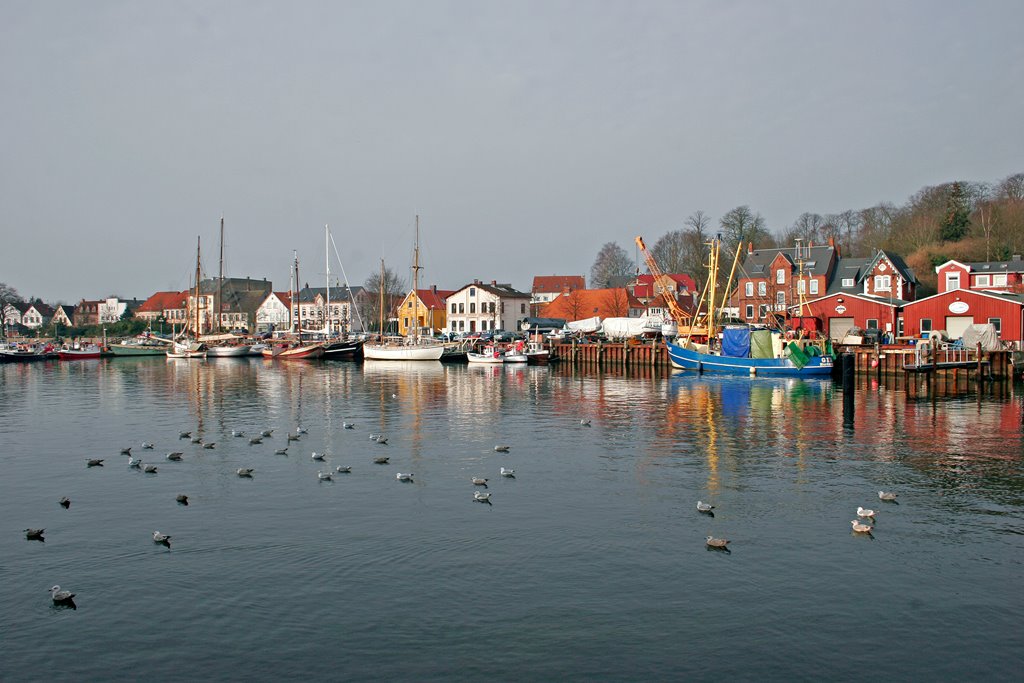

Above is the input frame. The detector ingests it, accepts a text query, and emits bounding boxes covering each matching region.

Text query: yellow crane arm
[635,236,691,324]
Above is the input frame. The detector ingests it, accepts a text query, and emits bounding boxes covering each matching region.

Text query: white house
[255,292,292,333]
[20,303,54,329]
[446,280,531,335]
[98,297,127,324]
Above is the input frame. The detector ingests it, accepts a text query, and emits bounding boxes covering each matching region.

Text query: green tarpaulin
[787,342,810,369]
[750,330,774,358]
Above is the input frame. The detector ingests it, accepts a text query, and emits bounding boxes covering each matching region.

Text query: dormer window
[776,269,785,284]
[842,278,854,287]
[946,273,961,291]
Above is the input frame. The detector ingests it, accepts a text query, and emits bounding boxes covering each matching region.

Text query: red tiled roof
[539,288,644,320]
[416,289,455,310]
[137,291,188,313]
[633,273,696,297]
[273,292,291,308]
[532,275,585,294]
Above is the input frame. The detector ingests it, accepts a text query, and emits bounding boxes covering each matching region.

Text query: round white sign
[948,301,969,314]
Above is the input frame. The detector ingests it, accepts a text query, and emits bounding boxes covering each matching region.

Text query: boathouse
[900,289,1024,346]
[794,292,908,341]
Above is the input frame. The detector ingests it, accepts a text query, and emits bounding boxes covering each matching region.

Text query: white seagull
[473,490,492,503]
[471,477,489,487]
[343,422,355,430]
[697,501,715,513]
[318,471,333,481]
[128,457,143,468]
[311,451,327,461]
[494,445,510,453]
[274,447,288,455]
[49,585,76,605]
[500,467,515,477]
[335,465,352,473]
[141,442,155,449]
[396,472,414,482]
[857,506,876,518]
[878,491,898,501]
[580,419,591,427]
[143,464,158,473]
[231,430,245,437]
[236,467,254,477]
[373,456,389,465]
[705,536,730,548]
[152,530,171,546]
[851,520,873,533]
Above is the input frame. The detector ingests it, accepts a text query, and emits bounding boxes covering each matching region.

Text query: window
[946,273,961,291]
[866,319,878,329]
[481,320,488,331]
[745,304,754,319]
[874,275,891,291]
[921,318,932,332]
[459,320,464,331]
[776,291,785,307]
[842,278,855,287]
[976,274,990,287]
[797,280,806,294]
[994,274,1007,286]
[989,317,1002,333]
[408,301,413,308]
[469,288,476,297]
[758,304,769,318]
[459,303,464,314]
[776,268,785,284]
[521,303,526,314]
[403,317,409,328]
[809,280,819,295]
[500,302,505,313]
[490,302,496,314]
[757,282,766,296]
[470,303,476,314]
[745,282,753,297]
[451,303,456,314]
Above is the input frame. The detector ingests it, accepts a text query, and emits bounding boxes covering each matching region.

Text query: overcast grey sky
[2,1,1022,302]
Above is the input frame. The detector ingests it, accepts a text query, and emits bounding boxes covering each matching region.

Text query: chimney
[491,280,497,286]
[431,284,437,294]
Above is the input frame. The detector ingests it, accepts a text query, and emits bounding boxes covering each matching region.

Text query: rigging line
[328,230,366,332]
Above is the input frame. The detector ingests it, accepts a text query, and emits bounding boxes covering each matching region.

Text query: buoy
[749,366,757,376]
[871,358,879,368]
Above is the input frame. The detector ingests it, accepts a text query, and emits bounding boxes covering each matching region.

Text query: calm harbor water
[2,358,1022,681]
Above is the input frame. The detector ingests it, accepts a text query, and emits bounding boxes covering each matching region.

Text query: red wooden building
[793,292,905,341]
[900,289,1024,346]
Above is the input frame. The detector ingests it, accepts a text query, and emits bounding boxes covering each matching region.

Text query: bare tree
[362,266,407,334]
[590,242,634,289]
[602,288,629,317]
[0,283,24,335]
[996,173,1024,202]
[650,230,688,274]
[682,210,712,292]
[563,289,586,321]
[720,206,772,250]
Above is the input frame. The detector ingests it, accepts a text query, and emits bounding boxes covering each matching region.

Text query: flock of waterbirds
[30,415,902,608]
[30,419,537,609]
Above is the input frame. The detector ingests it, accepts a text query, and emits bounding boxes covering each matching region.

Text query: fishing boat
[635,235,836,378]
[58,343,103,359]
[261,341,324,360]
[364,216,444,362]
[108,335,170,356]
[467,345,506,364]
[0,342,56,362]
[167,342,207,359]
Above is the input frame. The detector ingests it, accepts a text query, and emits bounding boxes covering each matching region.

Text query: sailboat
[168,236,208,359]
[363,216,444,361]
[261,251,324,360]
[320,224,364,360]
[204,217,252,357]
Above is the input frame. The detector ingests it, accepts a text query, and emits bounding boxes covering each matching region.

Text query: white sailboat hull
[206,345,252,357]
[363,344,444,361]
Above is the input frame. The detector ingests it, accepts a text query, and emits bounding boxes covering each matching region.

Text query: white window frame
[776,291,785,306]
[988,317,1001,333]
[809,280,819,295]
[921,318,932,332]
[946,272,961,291]
[866,319,878,330]
[975,274,991,287]
[757,282,766,296]
[745,282,753,297]
[842,278,854,287]
[797,280,806,294]
[993,273,1007,286]
[745,304,753,319]
[776,268,785,284]
[874,275,891,291]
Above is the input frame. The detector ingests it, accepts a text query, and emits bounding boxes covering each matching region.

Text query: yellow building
[397,287,453,336]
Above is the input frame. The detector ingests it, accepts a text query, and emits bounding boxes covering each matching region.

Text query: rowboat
[58,344,103,360]
[261,341,325,360]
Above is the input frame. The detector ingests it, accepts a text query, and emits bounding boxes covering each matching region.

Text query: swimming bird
[311,451,327,461]
[129,457,142,468]
[166,452,183,461]
[179,431,191,439]
[232,430,245,437]
[296,425,308,434]
[274,447,288,455]
[86,459,104,467]
[120,447,132,455]
[373,456,389,465]
[697,501,715,514]
[494,445,510,453]
[878,491,898,502]
[260,429,274,437]
[376,436,389,445]
[369,433,382,441]
[851,520,874,533]
[580,419,591,427]
[343,422,355,430]
[500,467,515,477]
[144,464,158,473]
[141,442,155,449]
[58,496,70,509]
[190,436,202,444]
[176,494,189,505]
[335,465,352,473]
[396,472,414,482]
[203,442,216,449]
[49,585,76,605]
[25,528,45,540]
[471,477,488,487]
[318,471,333,481]
[392,394,397,399]
[705,536,730,549]
[152,530,171,546]
[287,433,301,441]
[473,491,492,504]
[249,436,263,445]
[857,506,876,518]
[236,468,254,477]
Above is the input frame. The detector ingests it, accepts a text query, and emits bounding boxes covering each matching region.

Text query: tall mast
[411,215,421,342]
[325,224,330,336]
[379,258,385,338]
[217,216,224,333]
[195,235,202,337]
[293,251,300,335]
